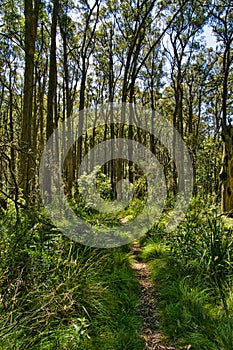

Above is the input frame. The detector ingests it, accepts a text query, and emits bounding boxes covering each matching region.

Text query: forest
[0,0,233,349]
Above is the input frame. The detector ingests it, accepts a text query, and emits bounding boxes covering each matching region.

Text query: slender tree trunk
[47,0,59,140]
[220,125,233,214]
[77,61,86,178]
[220,44,233,215]
[9,70,15,175]
[20,0,40,199]
[45,0,59,200]
[60,18,75,197]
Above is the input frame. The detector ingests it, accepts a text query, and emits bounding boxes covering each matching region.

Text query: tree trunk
[220,125,233,215]
[45,0,59,200]
[220,38,233,215]
[47,0,59,140]
[20,0,40,199]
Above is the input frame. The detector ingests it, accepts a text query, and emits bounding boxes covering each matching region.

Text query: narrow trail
[131,242,176,350]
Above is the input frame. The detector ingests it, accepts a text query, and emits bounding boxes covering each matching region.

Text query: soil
[131,242,176,350]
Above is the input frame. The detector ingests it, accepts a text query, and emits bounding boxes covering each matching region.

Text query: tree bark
[220,125,233,215]
[45,0,59,200]
[20,0,41,199]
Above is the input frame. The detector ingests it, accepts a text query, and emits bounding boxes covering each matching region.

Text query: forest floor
[131,242,176,350]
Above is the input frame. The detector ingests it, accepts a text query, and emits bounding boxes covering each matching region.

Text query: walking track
[132,242,176,350]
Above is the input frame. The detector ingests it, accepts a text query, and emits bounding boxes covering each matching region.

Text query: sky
[204,25,217,49]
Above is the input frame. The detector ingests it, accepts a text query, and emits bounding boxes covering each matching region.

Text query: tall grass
[0,208,143,349]
[141,198,233,349]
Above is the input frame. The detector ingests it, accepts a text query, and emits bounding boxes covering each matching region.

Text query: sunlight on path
[132,242,176,350]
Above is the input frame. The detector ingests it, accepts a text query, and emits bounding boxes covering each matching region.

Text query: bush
[0,209,143,349]
[140,198,233,349]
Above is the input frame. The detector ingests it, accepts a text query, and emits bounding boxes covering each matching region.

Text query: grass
[2,194,232,349]
[0,209,144,350]
[140,204,233,349]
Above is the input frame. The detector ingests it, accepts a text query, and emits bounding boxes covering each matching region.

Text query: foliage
[0,0,233,348]
[195,137,222,198]
[0,209,143,350]
[72,167,146,228]
[140,198,233,349]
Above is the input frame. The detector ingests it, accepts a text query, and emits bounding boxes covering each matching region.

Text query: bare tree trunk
[60,13,75,197]
[210,3,233,214]
[76,0,100,186]
[220,125,233,214]
[20,0,41,200]
[47,0,59,140]
[220,41,233,215]
[220,57,233,214]
[45,0,59,200]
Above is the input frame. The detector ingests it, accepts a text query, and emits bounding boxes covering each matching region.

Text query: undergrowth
[0,207,144,350]
[140,198,233,350]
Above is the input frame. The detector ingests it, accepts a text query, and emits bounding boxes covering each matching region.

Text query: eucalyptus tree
[0,0,24,208]
[34,7,50,156]
[92,19,122,191]
[209,0,233,214]
[164,0,207,193]
[59,2,79,120]
[58,1,80,195]
[76,0,101,162]
[165,0,207,135]
[182,48,220,195]
[41,0,59,199]
[46,0,59,141]
[20,0,41,200]
[108,0,188,193]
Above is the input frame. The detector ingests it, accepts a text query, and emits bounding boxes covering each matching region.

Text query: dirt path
[131,242,176,350]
